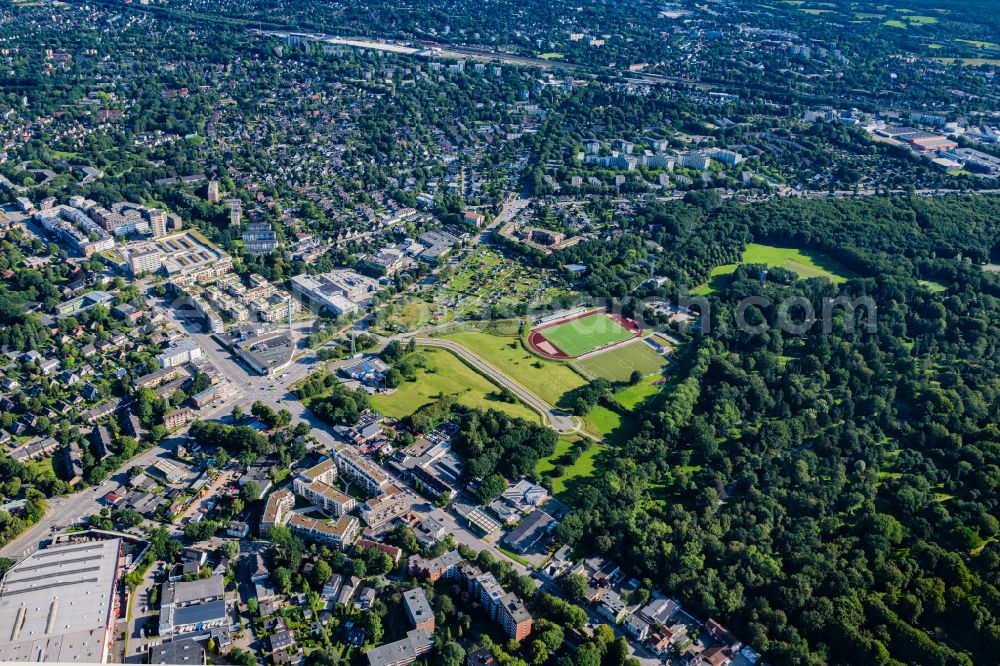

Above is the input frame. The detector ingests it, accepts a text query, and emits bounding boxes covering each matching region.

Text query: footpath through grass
[369,347,541,423]
[441,326,586,406]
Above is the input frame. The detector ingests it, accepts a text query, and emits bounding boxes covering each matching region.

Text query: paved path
[413,336,581,434]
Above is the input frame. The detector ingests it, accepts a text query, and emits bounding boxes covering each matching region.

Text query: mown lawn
[575,340,666,382]
[692,243,854,294]
[540,312,633,357]
[613,376,662,410]
[370,347,540,423]
[534,438,607,495]
[24,455,55,478]
[441,328,586,406]
[919,279,947,293]
[585,405,622,437]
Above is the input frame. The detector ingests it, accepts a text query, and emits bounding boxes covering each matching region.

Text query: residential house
[336,575,360,606]
[692,646,733,666]
[355,587,376,612]
[322,574,343,601]
[596,589,627,624]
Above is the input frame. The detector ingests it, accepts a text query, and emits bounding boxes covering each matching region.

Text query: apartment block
[333,448,390,495]
[288,513,360,551]
[260,488,294,533]
[293,458,357,516]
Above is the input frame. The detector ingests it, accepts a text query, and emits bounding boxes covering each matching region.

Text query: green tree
[364,612,383,644]
[222,540,240,560]
[314,560,333,586]
[352,559,367,579]
[560,573,589,602]
[273,567,292,594]
[438,641,465,666]
[229,649,256,666]
[240,480,261,502]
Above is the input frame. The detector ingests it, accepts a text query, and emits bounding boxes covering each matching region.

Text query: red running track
[527,309,642,360]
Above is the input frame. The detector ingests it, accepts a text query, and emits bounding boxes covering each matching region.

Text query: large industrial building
[291,269,380,316]
[235,330,295,377]
[0,539,123,662]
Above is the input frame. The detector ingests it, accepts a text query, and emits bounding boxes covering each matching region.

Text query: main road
[3,196,575,559]
[0,443,168,559]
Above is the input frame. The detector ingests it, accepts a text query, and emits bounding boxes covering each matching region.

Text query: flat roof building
[403,588,435,633]
[261,489,295,533]
[366,628,433,666]
[288,514,360,551]
[0,538,122,662]
[159,338,204,369]
[159,575,227,636]
[291,269,380,315]
[236,331,295,377]
[149,637,206,664]
[501,509,554,554]
[333,448,390,494]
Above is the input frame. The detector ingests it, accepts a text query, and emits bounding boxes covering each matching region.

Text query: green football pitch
[539,313,634,357]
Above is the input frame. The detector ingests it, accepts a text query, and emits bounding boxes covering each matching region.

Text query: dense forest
[547,194,1000,664]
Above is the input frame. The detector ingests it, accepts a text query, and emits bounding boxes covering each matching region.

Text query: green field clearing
[919,279,947,293]
[884,15,937,28]
[691,263,740,295]
[369,347,540,423]
[539,313,634,357]
[584,405,622,438]
[692,243,853,294]
[933,57,1000,67]
[957,39,1000,49]
[574,340,666,382]
[389,299,437,330]
[614,376,662,410]
[538,53,565,60]
[534,439,607,495]
[441,327,586,406]
[24,456,55,478]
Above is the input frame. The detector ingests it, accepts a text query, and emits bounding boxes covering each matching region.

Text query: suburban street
[3,217,590,562]
[0,444,167,559]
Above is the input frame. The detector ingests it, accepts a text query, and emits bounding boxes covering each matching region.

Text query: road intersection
[1,197,590,560]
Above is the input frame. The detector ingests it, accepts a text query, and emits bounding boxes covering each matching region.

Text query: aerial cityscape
[0,1,998,665]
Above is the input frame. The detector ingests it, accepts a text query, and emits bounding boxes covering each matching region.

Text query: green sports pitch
[537,312,636,357]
